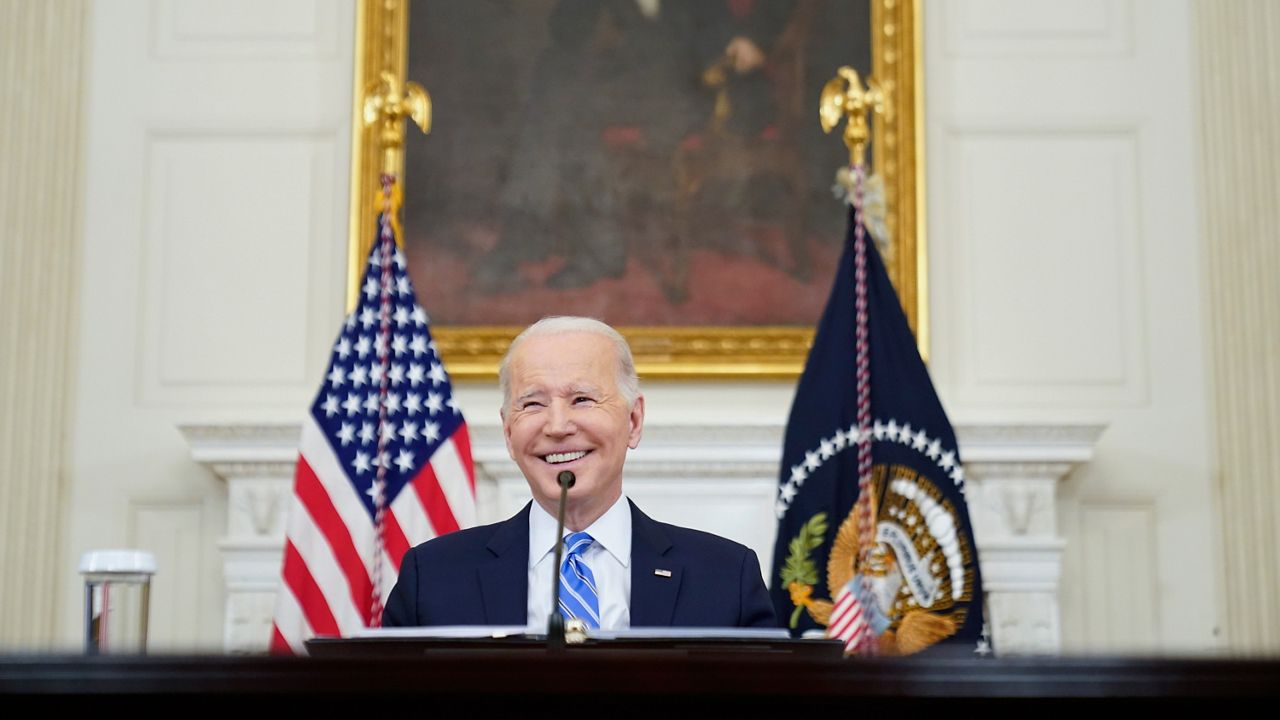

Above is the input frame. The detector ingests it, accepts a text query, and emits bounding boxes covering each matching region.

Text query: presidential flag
[270,178,476,654]
[771,167,986,656]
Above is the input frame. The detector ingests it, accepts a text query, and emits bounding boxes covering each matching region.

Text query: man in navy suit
[383,316,776,629]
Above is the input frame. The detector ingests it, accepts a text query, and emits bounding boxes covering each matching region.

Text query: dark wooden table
[3,641,1277,713]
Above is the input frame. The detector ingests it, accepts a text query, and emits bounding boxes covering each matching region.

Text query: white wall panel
[138,133,338,404]
[925,0,1218,651]
[946,129,1145,406]
[153,0,340,59]
[943,0,1133,56]
[131,502,208,650]
[1075,501,1158,650]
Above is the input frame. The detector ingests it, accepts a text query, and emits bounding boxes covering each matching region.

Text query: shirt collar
[529,494,632,570]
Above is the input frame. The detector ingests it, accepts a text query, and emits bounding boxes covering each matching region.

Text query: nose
[542,399,576,437]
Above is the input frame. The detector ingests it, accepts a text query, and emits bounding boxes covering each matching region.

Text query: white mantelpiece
[183,424,297,653]
[955,424,1104,655]
[180,422,1103,654]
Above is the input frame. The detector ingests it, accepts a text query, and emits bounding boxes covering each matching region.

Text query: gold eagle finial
[362,70,432,175]
[818,66,891,167]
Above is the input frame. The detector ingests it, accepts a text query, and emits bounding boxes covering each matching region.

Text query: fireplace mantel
[181,421,1103,654]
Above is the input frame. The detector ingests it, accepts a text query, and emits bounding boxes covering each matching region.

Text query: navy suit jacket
[383,500,777,629]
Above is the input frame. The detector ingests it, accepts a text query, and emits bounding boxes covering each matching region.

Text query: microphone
[547,470,575,651]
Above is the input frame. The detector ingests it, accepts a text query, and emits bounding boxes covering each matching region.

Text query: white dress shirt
[527,494,632,631]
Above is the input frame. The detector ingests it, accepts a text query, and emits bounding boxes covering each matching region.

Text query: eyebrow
[514,385,601,404]
[514,389,546,404]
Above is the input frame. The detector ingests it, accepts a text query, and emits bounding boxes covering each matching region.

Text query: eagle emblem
[781,463,977,655]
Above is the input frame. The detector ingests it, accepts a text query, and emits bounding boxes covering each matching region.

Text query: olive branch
[779,512,828,628]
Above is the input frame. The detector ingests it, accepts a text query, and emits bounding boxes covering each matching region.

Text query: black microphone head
[557,470,576,489]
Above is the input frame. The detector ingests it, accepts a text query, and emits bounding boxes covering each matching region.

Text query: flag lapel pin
[654,569,672,578]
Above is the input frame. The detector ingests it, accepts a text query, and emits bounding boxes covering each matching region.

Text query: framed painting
[349,0,923,377]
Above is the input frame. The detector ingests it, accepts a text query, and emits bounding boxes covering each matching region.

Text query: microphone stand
[547,470,576,651]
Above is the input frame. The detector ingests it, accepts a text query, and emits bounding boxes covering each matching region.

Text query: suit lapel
[477,504,531,625]
[628,500,682,627]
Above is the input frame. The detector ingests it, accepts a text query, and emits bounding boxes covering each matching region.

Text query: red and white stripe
[828,584,879,656]
[269,414,475,655]
[828,585,869,653]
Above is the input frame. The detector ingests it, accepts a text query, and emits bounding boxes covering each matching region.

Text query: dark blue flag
[771,206,986,656]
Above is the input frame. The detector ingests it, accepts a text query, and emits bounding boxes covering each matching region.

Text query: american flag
[270,179,475,654]
[828,582,876,654]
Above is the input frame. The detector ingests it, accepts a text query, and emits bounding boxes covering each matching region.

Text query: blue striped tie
[558,531,601,629]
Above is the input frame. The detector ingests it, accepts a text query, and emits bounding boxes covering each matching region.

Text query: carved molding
[967,477,1061,540]
[211,462,295,479]
[181,423,300,463]
[956,424,1105,463]
[987,591,1062,655]
[966,462,1075,479]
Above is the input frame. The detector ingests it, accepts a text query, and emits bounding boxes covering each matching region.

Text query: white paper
[350,625,793,641]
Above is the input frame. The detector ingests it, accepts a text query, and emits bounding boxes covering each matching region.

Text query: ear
[627,394,645,449]
[501,407,516,459]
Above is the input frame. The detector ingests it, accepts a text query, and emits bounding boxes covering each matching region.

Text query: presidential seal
[781,463,978,655]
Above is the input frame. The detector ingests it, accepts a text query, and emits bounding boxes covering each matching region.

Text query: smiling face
[501,331,644,528]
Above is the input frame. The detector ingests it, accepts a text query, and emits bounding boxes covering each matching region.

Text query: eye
[521,400,544,410]
[573,395,595,405]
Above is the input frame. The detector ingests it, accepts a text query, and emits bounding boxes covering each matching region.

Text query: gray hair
[499,316,640,410]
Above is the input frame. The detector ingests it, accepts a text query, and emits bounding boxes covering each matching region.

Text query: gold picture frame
[348,0,924,379]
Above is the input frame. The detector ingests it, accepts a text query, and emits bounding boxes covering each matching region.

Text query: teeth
[544,451,586,464]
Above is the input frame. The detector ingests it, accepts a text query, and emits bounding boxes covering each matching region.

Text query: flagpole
[367,175,396,624]
[355,29,431,623]
[819,66,891,655]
